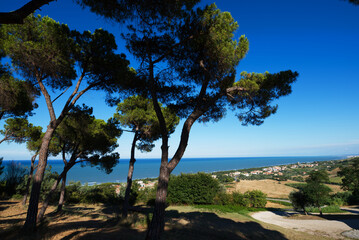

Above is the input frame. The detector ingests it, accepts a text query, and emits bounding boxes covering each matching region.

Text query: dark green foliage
[285,182,307,190]
[291,176,305,182]
[216,174,235,183]
[213,190,266,208]
[231,191,250,206]
[65,182,121,205]
[1,161,27,197]
[1,15,76,90]
[306,169,329,183]
[115,95,179,152]
[289,191,309,212]
[213,192,232,205]
[289,170,332,214]
[244,190,267,208]
[167,173,220,205]
[16,165,60,203]
[0,118,42,144]
[0,71,39,120]
[56,105,121,173]
[338,157,359,204]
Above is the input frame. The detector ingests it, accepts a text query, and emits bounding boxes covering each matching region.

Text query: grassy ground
[0,200,335,240]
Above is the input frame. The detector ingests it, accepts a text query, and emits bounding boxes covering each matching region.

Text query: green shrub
[213,192,231,205]
[244,190,267,208]
[231,191,249,207]
[167,173,220,205]
[134,183,157,206]
[306,205,347,213]
[65,182,121,205]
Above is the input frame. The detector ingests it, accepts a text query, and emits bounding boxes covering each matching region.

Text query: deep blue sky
[1,0,358,160]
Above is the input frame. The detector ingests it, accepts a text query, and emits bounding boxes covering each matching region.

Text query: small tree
[115,95,179,217]
[36,105,121,222]
[290,170,332,216]
[3,161,27,197]
[289,190,309,215]
[338,157,359,204]
[302,182,331,216]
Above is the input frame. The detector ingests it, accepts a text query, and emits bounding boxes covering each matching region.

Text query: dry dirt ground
[0,200,334,240]
[251,210,359,239]
[231,180,343,199]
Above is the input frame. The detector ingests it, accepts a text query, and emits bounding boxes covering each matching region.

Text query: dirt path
[251,211,355,239]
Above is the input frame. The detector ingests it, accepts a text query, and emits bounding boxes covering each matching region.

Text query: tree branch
[52,86,70,103]
[152,35,194,65]
[0,0,56,24]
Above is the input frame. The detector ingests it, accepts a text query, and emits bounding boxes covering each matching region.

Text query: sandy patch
[252,211,353,239]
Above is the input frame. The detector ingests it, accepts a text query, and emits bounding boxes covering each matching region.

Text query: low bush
[244,190,267,208]
[213,190,267,208]
[66,182,121,205]
[167,173,220,205]
[306,205,347,213]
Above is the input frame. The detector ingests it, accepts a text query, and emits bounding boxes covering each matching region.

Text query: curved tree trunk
[122,131,138,218]
[23,126,55,230]
[22,154,37,206]
[146,111,201,240]
[37,163,73,223]
[57,173,67,212]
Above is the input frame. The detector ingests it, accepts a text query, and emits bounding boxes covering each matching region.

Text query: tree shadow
[0,201,18,212]
[163,210,288,240]
[74,209,288,240]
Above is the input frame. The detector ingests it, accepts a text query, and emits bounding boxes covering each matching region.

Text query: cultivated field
[229,179,343,199]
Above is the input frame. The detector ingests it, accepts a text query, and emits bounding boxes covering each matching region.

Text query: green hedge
[167,173,220,205]
[213,190,267,208]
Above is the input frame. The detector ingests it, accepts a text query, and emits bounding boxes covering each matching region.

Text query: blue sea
[2,156,345,184]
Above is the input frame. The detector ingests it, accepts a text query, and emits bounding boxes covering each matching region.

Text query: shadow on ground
[75,210,288,240]
[1,203,288,240]
[0,201,18,212]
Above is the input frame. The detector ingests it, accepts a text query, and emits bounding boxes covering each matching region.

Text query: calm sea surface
[2,156,345,184]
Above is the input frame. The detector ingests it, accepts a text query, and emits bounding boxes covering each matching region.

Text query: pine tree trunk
[22,154,37,206]
[23,127,55,231]
[37,165,71,222]
[145,165,170,240]
[57,173,67,212]
[122,132,138,218]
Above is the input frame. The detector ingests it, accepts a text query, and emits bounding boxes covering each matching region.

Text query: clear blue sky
[1,0,358,160]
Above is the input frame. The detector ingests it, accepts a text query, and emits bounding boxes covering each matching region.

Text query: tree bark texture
[22,154,37,206]
[146,110,202,240]
[23,127,55,231]
[122,131,138,218]
[57,174,66,212]
[145,164,170,240]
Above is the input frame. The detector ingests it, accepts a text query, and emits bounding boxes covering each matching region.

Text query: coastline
[2,155,348,185]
